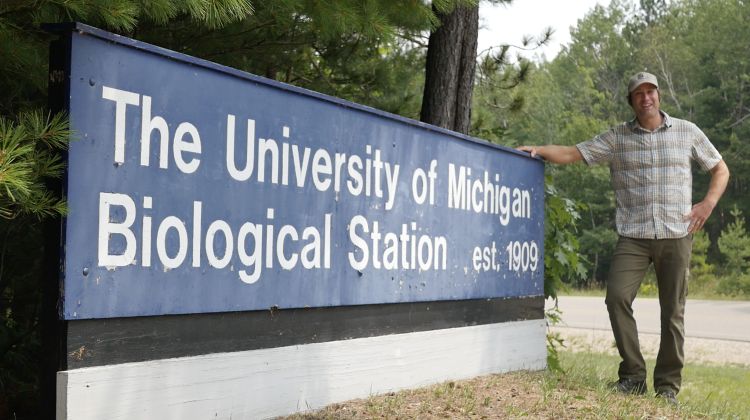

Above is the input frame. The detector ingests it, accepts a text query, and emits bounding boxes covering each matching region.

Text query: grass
[285,350,750,419]
[680,361,750,416]
[560,352,750,418]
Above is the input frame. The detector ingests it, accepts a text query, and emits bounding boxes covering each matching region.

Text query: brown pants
[605,235,692,394]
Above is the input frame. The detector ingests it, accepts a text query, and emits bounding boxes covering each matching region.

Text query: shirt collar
[629,111,672,132]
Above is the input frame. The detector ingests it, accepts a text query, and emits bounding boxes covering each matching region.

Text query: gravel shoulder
[552,326,750,366]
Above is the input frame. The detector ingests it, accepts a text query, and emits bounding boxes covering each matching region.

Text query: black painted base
[66,296,544,368]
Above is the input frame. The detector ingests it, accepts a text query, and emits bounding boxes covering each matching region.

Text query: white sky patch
[478,0,608,61]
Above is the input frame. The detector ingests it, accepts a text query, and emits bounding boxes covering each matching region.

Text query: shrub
[717,274,750,297]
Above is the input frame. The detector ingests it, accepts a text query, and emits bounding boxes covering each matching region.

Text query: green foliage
[563,1,636,114]
[579,225,618,286]
[0,111,69,219]
[717,273,750,297]
[492,0,750,290]
[543,176,586,375]
[3,0,252,32]
[691,230,712,273]
[545,305,566,373]
[0,219,46,418]
[638,280,658,296]
[688,230,717,293]
[470,23,552,145]
[0,111,70,416]
[718,206,750,275]
[543,177,586,299]
[716,206,750,296]
[0,0,254,115]
[132,1,435,117]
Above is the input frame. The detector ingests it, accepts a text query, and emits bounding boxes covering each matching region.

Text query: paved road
[546,296,750,342]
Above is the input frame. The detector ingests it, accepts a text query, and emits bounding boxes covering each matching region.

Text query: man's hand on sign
[515,145,583,165]
[516,145,539,158]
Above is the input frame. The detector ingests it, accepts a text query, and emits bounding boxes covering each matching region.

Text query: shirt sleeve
[690,123,722,171]
[576,129,615,166]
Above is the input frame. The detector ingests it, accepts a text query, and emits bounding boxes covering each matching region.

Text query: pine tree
[420,0,480,134]
[0,2,253,417]
[0,111,69,219]
[0,0,254,113]
[718,205,750,275]
[131,1,437,118]
[717,206,750,296]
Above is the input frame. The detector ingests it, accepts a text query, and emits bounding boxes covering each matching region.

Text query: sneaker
[611,378,647,395]
[656,389,678,405]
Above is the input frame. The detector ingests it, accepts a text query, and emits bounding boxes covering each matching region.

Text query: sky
[478,0,608,61]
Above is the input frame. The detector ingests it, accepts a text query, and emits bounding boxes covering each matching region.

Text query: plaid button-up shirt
[576,112,722,239]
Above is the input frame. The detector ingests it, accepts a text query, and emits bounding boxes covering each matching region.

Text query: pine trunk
[420,4,479,135]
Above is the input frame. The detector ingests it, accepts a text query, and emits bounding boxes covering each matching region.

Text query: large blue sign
[58,24,544,319]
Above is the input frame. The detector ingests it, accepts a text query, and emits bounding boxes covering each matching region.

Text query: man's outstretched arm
[516,145,584,164]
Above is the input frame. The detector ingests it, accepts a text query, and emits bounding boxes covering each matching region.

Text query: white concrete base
[57,319,546,419]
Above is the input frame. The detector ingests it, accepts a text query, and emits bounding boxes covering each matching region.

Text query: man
[518,72,730,404]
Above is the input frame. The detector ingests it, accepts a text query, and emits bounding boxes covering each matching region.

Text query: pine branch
[0,110,69,220]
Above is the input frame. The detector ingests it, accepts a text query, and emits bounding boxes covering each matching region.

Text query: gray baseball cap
[628,72,659,92]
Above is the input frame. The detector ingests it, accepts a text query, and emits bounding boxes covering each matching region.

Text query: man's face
[630,83,660,120]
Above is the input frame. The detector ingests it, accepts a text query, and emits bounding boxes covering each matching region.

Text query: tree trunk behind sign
[420,4,479,135]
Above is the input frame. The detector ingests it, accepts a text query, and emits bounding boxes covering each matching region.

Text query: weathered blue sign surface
[58,24,544,319]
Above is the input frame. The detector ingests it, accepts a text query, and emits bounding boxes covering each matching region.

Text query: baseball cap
[628,72,659,93]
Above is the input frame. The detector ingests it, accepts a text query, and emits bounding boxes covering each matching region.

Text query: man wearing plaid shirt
[518,72,730,405]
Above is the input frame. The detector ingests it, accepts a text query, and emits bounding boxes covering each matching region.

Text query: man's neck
[636,112,664,131]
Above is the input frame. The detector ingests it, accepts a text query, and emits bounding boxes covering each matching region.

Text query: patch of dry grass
[283,368,696,419]
[281,345,750,420]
